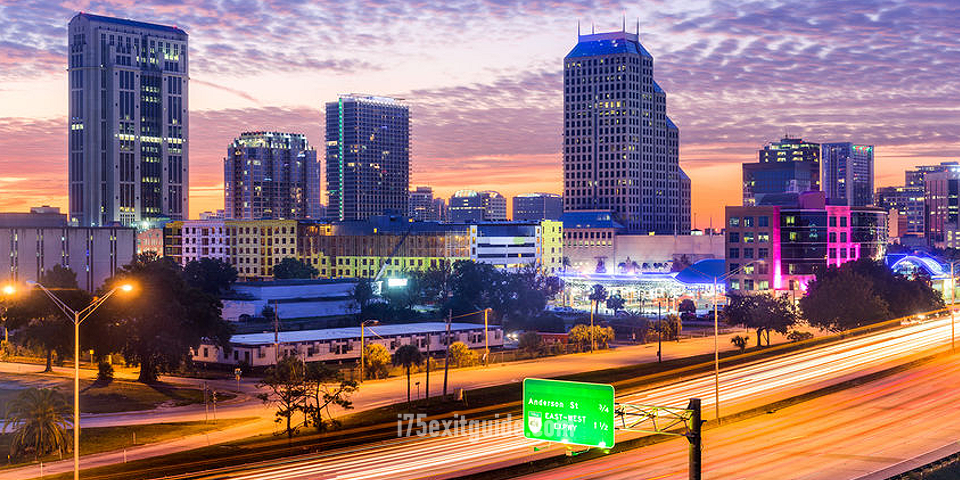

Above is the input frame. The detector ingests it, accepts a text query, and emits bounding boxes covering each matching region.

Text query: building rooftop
[567,31,651,58]
[74,12,187,35]
[231,322,492,346]
[562,211,625,230]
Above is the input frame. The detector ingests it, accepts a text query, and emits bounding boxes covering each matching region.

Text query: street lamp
[1,284,16,343]
[28,280,135,480]
[687,260,761,421]
[359,319,379,382]
[944,261,960,351]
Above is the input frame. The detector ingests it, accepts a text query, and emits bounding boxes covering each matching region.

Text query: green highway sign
[522,378,615,448]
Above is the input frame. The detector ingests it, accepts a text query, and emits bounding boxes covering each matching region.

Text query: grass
[1,418,255,471]
[0,375,235,414]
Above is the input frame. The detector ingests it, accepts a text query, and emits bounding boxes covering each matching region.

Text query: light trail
[179,316,957,480]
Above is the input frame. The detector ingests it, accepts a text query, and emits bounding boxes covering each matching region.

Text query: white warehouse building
[193,322,504,367]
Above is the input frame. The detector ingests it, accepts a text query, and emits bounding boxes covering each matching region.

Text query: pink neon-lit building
[725,193,887,294]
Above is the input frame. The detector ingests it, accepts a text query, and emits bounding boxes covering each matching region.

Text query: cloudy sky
[1,0,958,226]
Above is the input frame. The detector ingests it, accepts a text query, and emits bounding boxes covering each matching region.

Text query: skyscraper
[875,186,924,237]
[224,132,320,220]
[562,28,689,234]
[325,95,409,221]
[68,13,188,227]
[742,137,820,206]
[822,143,874,206]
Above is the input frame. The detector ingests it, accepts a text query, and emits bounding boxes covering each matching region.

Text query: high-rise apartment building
[224,132,320,221]
[822,143,874,206]
[562,29,689,234]
[742,137,820,206]
[514,193,563,221]
[924,167,960,247]
[325,95,409,221]
[68,13,188,227]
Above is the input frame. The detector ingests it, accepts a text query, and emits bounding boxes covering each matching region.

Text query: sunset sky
[1,0,958,228]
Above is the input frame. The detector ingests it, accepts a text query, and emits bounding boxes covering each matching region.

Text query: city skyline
[1,1,958,227]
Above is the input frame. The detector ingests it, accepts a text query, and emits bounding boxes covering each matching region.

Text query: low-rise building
[221,279,357,322]
[192,322,504,366]
[725,192,887,294]
[0,209,136,291]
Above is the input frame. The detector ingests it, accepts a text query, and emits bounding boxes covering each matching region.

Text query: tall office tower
[514,193,563,221]
[325,95,409,221]
[742,137,820,206]
[924,166,960,247]
[875,186,925,237]
[68,13,188,227]
[562,28,689,234]
[822,143,874,206]
[224,132,320,220]
[905,162,959,188]
[409,186,440,221]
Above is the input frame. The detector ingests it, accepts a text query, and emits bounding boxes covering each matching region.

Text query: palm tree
[392,344,424,404]
[2,388,72,460]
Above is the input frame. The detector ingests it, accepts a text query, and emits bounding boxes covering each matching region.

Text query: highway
[167,316,958,480]
[517,350,960,480]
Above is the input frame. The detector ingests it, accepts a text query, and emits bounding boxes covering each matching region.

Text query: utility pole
[443,310,451,397]
[713,276,720,421]
[657,299,662,363]
[951,262,956,351]
[686,398,702,480]
[273,300,280,363]
[425,333,430,400]
[589,300,596,353]
[483,308,490,366]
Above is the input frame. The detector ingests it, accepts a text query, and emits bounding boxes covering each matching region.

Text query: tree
[679,299,696,314]
[606,295,626,313]
[4,265,90,372]
[362,343,391,379]
[182,258,237,296]
[731,335,749,353]
[92,257,233,383]
[659,313,683,341]
[352,278,376,321]
[257,355,308,439]
[273,258,318,280]
[518,331,543,354]
[568,324,615,351]
[95,361,114,386]
[392,344,423,404]
[801,258,942,331]
[801,270,890,332]
[448,341,477,368]
[725,293,798,347]
[588,284,608,322]
[671,254,693,272]
[2,388,71,459]
[302,362,357,433]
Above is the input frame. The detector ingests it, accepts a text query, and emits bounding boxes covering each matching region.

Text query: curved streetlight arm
[29,282,121,325]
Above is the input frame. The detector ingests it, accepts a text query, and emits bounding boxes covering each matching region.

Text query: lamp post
[589,299,596,353]
[27,280,133,480]
[359,319,379,382]
[483,308,491,366]
[1,284,14,343]
[685,260,760,421]
[945,261,960,352]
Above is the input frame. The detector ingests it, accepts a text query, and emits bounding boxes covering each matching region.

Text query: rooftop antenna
[622,13,626,32]
[592,22,595,34]
[637,17,640,35]
[578,20,580,38]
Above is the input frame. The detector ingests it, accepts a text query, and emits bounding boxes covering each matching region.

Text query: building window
[829,216,837,227]
[758,248,768,259]
[758,216,769,227]
[743,248,754,259]
[742,217,753,227]
[728,232,739,243]
[729,217,740,227]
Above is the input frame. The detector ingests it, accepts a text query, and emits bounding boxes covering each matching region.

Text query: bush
[95,361,114,386]
[731,335,749,353]
[787,330,815,343]
[518,332,544,355]
[362,343,391,379]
